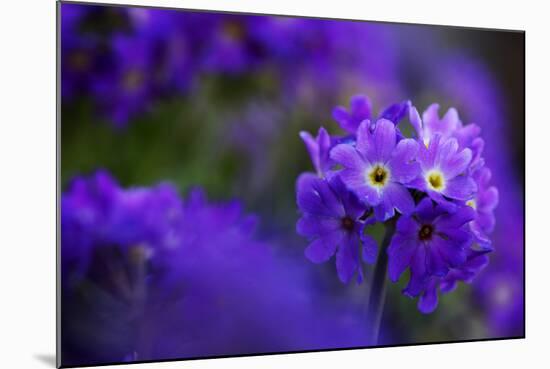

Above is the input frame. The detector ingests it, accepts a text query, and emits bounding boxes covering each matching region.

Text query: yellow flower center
[426,170,445,191]
[466,199,477,210]
[366,165,390,188]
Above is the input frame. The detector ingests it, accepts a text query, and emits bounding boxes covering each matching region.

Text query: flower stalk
[366,218,396,345]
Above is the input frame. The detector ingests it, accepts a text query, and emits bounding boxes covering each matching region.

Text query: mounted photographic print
[57,1,525,367]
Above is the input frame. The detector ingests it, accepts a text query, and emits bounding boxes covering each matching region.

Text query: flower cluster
[61,3,398,127]
[61,171,370,365]
[296,95,498,313]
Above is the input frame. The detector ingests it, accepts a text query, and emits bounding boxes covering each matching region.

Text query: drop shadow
[33,353,57,367]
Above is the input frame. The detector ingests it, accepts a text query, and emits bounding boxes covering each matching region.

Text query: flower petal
[437,204,476,229]
[442,147,472,179]
[404,246,428,297]
[387,234,417,282]
[296,215,341,237]
[361,231,378,264]
[478,186,499,212]
[304,230,344,263]
[418,134,441,171]
[442,175,477,201]
[374,196,395,221]
[335,232,361,283]
[296,173,344,217]
[409,105,423,139]
[379,101,409,124]
[372,119,396,163]
[431,235,466,269]
[356,119,373,154]
[386,183,415,216]
[388,138,420,183]
[418,278,439,314]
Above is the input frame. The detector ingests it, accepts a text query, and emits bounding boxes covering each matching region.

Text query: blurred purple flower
[62,171,372,366]
[91,35,156,127]
[60,4,99,99]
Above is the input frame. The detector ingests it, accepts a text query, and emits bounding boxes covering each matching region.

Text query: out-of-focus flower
[60,4,100,99]
[91,35,156,127]
[62,171,371,366]
[61,3,404,127]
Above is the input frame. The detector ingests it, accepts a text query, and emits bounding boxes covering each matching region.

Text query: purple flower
[129,8,196,93]
[409,103,485,169]
[62,171,373,365]
[296,173,377,283]
[387,198,476,312]
[332,95,372,134]
[61,170,186,282]
[299,127,333,177]
[410,134,476,209]
[330,119,420,221]
[332,95,410,136]
[410,103,478,147]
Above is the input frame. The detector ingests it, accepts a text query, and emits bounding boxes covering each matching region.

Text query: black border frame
[56,1,526,367]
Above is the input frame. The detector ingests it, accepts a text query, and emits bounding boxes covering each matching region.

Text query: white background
[0,0,547,368]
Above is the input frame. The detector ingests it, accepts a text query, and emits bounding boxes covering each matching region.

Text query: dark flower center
[418,224,434,241]
[341,216,355,231]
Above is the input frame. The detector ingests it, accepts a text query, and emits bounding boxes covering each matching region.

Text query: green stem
[365,218,396,345]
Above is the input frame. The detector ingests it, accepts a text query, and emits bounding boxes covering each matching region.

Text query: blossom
[332,95,410,136]
[410,134,476,209]
[387,198,476,311]
[296,173,377,283]
[332,95,372,134]
[330,119,420,221]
